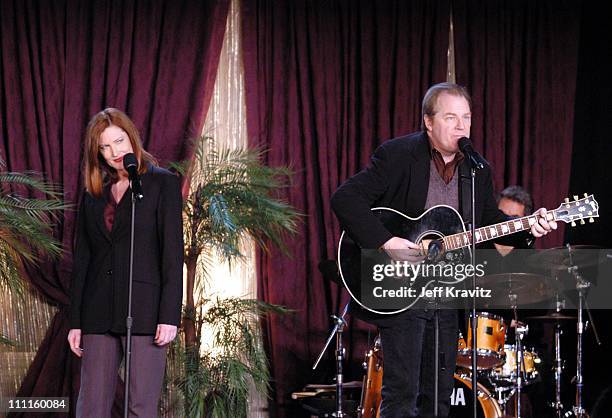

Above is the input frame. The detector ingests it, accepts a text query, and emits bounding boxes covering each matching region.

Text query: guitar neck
[443,211,556,250]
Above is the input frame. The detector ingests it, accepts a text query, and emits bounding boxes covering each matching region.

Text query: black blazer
[330,131,525,249]
[331,132,528,324]
[69,165,184,335]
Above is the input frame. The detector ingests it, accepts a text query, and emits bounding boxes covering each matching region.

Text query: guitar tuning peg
[584,193,588,198]
[589,217,594,223]
[571,221,577,227]
[580,219,585,225]
[573,195,579,201]
[565,198,570,203]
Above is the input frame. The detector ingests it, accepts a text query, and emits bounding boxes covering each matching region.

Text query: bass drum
[359,338,500,418]
[358,335,382,418]
[449,374,502,418]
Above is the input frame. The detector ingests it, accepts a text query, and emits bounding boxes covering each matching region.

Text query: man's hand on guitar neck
[530,207,558,237]
[381,236,425,263]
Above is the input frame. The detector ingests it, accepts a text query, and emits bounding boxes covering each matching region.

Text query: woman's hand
[154,324,178,346]
[67,329,83,357]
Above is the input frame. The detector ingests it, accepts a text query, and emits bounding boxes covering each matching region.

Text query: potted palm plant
[0,157,68,344]
[169,136,300,417]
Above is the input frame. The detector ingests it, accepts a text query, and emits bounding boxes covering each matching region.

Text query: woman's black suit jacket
[70,166,184,335]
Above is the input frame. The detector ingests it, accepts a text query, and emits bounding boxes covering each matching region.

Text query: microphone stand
[313,302,350,417]
[469,166,478,418]
[124,180,142,418]
[434,305,440,417]
[460,138,485,418]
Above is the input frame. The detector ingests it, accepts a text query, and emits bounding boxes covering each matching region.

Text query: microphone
[458,137,488,170]
[123,153,144,200]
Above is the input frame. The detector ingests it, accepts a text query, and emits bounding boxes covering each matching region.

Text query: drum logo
[450,387,466,406]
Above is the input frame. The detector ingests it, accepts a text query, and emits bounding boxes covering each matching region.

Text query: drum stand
[493,385,513,412]
[510,299,528,418]
[513,320,528,418]
[552,294,566,418]
[571,267,588,418]
[566,244,601,418]
[313,302,350,417]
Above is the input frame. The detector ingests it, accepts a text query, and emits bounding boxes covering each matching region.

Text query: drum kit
[298,245,605,418]
[454,312,542,417]
[355,245,604,418]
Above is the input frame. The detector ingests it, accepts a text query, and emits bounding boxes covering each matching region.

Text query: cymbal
[526,312,577,322]
[477,272,555,305]
[527,245,603,271]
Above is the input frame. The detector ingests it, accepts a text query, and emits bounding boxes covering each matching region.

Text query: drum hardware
[527,294,575,418]
[525,244,605,418]
[511,308,528,418]
[493,385,512,414]
[292,381,363,417]
[566,244,600,418]
[553,318,565,418]
[525,302,579,418]
[313,302,350,417]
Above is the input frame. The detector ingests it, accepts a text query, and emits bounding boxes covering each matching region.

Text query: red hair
[83,108,157,197]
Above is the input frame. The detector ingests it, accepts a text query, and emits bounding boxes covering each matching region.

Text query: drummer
[494,185,535,256]
[482,186,549,417]
[480,185,539,312]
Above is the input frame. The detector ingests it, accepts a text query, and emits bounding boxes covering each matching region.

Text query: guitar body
[338,205,469,314]
[336,195,598,315]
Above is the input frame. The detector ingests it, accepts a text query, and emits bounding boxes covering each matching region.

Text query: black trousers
[379,309,458,418]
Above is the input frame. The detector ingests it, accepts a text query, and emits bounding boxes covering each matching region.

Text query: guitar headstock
[554,194,599,226]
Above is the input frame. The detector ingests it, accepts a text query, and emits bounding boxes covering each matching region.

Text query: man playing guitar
[331,82,557,418]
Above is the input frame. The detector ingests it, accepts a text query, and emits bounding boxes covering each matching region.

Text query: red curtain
[242,0,583,415]
[0,0,230,416]
[453,0,581,248]
[242,0,451,415]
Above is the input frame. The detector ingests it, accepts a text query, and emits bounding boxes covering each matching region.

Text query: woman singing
[67,108,183,417]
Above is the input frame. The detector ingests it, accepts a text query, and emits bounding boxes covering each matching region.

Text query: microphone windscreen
[458,137,472,152]
[123,153,138,170]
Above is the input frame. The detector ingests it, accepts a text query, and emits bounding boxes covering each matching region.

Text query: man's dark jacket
[330,131,528,324]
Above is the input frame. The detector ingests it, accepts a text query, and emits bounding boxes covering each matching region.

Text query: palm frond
[182,135,301,266]
[0,210,63,260]
[0,244,26,296]
[174,297,289,418]
[0,162,68,293]
[0,172,64,198]
[0,195,70,222]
